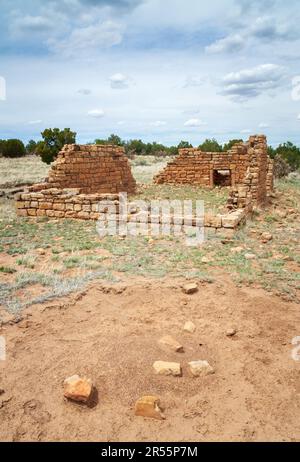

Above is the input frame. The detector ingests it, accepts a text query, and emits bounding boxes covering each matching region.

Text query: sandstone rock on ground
[63,375,93,403]
[188,360,215,377]
[182,283,198,294]
[226,328,237,337]
[183,321,196,333]
[245,253,256,260]
[158,335,184,352]
[134,395,165,420]
[261,232,273,243]
[153,361,182,376]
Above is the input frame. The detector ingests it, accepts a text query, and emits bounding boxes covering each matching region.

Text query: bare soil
[0,276,299,442]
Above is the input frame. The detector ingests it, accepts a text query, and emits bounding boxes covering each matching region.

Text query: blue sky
[0,0,300,146]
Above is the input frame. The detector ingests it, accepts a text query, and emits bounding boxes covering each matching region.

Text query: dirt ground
[0,275,299,442]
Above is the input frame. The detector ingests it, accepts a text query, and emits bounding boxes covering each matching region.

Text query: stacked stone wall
[40,144,136,194]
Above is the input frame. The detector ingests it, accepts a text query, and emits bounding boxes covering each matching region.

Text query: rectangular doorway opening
[213,169,232,187]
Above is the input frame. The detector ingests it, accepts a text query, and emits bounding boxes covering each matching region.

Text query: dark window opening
[213,169,232,187]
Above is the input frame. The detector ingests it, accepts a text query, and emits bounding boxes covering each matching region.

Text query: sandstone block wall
[154,142,249,187]
[154,135,273,209]
[226,135,273,211]
[34,144,136,194]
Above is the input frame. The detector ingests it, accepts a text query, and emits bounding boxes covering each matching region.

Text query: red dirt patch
[0,277,299,442]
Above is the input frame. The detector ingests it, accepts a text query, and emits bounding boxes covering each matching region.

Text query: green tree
[126,139,145,155]
[168,145,179,156]
[107,134,124,146]
[199,138,222,152]
[267,146,276,159]
[275,142,300,171]
[1,139,26,158]
[37,128,76,164]
[177,140,192,149]
[223,139,243,152]
[26,139,37,154]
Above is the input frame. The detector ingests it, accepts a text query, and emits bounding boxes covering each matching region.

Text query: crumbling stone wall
[154,135,273,209]
[226,135,273,211]
[32,144,136,194]
[154,142,249,187]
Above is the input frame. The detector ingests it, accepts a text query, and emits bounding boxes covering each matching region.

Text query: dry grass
[0,155,49,188]
[0,156,299,313]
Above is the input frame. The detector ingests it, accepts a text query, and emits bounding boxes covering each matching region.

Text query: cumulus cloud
[205,13,298,55]
[12,15,55,32]
[48,20,123,57]
[87,109,105,118]
[250,16,294,41]
[109,73,130,89]
[206,34,244,54]
[184,118,207,127]
[220,63,286,101]
[76,0,143,9]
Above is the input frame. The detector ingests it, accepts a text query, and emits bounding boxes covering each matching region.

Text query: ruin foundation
[15,136,274,234]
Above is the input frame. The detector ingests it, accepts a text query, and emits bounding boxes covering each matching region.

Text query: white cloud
[240,129,251,134]
[184,118,207,127]
[48,20,123,57]
[205,34,244,54]
[11,14,56,33]
[28,119,42,125]
[259,122,270,128]
[297,114,300,121]
[220,63,286,100]
[250,16,294,41]
[151,120,167,127]
[110,73,130,89]
[87,109,105,118]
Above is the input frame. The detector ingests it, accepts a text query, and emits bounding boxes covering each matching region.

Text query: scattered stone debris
[226,328,237,337]
[134,395,165,420]
[36,248,46,255]
[261,232,273,243]
[63,375,93,403]
[182,283,198,294]
[158,335,184,353]
[230,246,244,254]
[183,321,196,333]
[153,361,182,376]
[201,256,211,263]
[244,253,256,260]
[188,360,215,377]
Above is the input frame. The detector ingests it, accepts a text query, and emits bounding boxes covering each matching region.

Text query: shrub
[1,139,26,158]
[274,155,292,178]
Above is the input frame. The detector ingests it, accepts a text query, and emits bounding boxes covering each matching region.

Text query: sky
[0,0,300,147]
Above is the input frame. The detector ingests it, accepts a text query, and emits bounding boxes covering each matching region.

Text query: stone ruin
[15,135,274,234]
[154,135,273,206]
[15,144,136,220]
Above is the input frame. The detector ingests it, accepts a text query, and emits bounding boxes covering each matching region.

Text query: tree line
[0,128,299,172]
